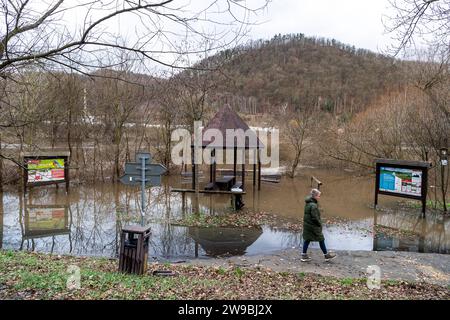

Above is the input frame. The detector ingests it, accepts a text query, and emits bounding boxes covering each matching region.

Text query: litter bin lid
[122,225,151,234]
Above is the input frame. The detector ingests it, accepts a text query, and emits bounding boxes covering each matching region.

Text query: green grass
[216,267,226,275]
[385,279,401,286]
[340,278,355,286]
[233,267,245,278]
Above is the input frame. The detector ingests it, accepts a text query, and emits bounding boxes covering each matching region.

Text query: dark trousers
[302,240,327,254]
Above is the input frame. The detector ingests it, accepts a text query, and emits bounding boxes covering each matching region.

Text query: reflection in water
[176,169,397,220]
[24,206,69,239]
[148,223,301,260]
[1,185,304,260]
[374,210,450,254]
[0,192,3,249]
[19,188,71,253]
[189,226,263,257]
[0,168,449,258]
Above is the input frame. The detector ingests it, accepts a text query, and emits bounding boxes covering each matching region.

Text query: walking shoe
[324,252,336,261]
[301,253,312,262]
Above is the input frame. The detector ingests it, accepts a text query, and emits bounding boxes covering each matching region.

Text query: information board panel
[27,158,65,183]
[379,166,422,197]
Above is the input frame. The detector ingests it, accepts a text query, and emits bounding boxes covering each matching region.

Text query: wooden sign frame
[374,159,431,215]
[22,150,70,193]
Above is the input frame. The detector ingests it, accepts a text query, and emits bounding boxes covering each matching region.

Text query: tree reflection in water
[374,209,449,254]
[0,177,448,258]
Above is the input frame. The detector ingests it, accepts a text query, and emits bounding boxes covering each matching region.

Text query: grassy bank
[0,250,448,300]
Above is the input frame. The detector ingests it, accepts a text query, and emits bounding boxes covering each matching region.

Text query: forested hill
[205,33,409,115]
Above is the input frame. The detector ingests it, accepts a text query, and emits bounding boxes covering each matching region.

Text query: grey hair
[311,188,321,198]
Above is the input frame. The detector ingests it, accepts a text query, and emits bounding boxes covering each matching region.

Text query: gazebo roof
[196,105,264,149]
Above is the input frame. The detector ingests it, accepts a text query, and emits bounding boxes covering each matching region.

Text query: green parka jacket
[302,196,324,241]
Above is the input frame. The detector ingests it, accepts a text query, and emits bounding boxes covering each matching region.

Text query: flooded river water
[0,169,448,260]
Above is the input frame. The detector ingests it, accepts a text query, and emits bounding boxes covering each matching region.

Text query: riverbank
[0,250,448,300]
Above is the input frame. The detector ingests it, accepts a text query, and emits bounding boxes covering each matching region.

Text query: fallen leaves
[0,250,449,300]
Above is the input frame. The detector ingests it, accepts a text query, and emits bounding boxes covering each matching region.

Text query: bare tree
[0,0,269,188]
[385,0,450,212]
[0,0,269,77]
[385,0,450,56]
[407,55,450,212]
[88,67,149,181]
[151,77,181,172]
[280,106,317,178]
[385,0,450,121]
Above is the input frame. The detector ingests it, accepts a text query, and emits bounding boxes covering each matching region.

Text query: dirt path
[185,249,450,287]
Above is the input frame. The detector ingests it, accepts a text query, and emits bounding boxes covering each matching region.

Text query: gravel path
[185,249,450,287]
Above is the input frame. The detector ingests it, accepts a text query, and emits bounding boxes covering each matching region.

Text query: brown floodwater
[0,168,448,260]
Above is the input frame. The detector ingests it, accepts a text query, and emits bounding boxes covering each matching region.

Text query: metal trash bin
[119,225,151,275]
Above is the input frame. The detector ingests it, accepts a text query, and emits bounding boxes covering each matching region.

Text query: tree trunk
[440,165,448,212]
[113,126,122,182]
[67,107,73,159]
[0,133,3,192]
[290,148,302,178]
[0,188,3,249]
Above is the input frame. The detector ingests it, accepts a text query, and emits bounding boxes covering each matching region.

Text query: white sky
[246,0,396,53]
[26,0,400,72]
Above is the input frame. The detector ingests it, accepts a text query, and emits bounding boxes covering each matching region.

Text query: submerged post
[141,155,146,224]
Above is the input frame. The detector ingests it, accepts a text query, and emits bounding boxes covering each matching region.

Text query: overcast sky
[42,0,401,71]
[245,0,396,53]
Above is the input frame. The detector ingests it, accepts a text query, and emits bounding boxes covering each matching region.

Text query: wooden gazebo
[191,105,264,191]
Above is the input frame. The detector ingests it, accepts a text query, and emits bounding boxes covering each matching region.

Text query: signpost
[120,152,167,221]
[374,159,431,217]
[118,152,165,274]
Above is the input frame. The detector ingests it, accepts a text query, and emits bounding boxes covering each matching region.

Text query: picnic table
[215,176,235,191]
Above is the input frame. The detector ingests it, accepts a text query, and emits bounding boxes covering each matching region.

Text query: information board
[22,150,70,192]
[374,159,431,215]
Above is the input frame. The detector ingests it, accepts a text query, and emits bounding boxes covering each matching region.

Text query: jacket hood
[305,196,317,203]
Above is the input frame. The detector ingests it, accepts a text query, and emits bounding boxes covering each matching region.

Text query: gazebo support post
[191,147,195,190]
[213,149,216,183]
[242,150,245,190]
[209,149,213,183]
[242,163,245,190]
[253,149,256,187]
[233,146,237,185]
[258,147,261,190]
